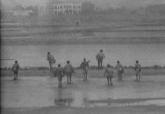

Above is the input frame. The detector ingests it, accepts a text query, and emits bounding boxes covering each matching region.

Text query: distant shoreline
[2,23,165,45]
[2,37,165,45]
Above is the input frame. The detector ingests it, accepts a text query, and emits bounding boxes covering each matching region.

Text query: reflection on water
[54,89,73,106]
[54,88,165,108]
[54,98,73,106]
[88,99,165,108]
[53,88,165,108]
[54,88,88,107]
[1,76,165,108]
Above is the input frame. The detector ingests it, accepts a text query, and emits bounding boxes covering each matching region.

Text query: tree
[145,4,165,15]
[13,4,25,10]
[26,6,38,16]
[81,1,95,15]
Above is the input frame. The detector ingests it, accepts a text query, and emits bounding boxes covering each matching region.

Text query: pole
[17,14,18,28]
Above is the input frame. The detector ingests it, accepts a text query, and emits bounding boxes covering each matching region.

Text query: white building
[39,4,47,16]
[39,1,82,16]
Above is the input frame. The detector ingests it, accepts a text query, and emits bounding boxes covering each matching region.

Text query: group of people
[47,52,75,87]
[46,50,142,87]
[11,49,141,87]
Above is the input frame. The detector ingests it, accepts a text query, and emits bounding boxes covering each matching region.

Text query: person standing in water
[56,64,65,88]
[115,61,124,81]
[96,49,105,70]
[104,64,114,86]
[64,61,74,84]
[135,60,141,81]
[80,58,89,81]
[47,52,56,72]
[11,61,19,80]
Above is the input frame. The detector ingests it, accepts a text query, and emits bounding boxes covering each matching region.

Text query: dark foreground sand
[2,105,165,114]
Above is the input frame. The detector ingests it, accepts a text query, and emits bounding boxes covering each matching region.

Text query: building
[39,1,82,16]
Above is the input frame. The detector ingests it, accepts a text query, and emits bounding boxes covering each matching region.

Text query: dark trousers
[98,59,103,70]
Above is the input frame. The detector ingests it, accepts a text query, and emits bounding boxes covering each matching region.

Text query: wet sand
[1,75,165,114]
[2,106,165,114]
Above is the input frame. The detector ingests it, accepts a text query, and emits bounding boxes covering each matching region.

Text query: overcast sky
[2,0,165,9]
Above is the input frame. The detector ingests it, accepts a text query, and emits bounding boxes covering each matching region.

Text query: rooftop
[46,0,82,4]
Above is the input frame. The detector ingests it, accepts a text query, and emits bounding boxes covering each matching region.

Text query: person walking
[47,52,56,72]
[96,49,105,70]
[80,58,89,81]
[135,60,141,81]
[11,61,19,80]
[56,64,65,88]
[104,64,114,86]
[115,61,124,81]
[64,61,74,84]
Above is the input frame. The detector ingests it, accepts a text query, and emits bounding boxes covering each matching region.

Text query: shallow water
[1,43,165,68]
[1,75,165,108]
[86,99,165,108]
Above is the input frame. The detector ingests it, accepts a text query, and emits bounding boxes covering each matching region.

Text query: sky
[1,0,165,9]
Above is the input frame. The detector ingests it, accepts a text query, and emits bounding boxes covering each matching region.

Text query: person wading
[115,61,124,81]
[96,49,105,70]
[64,61,74,84]
[47,52,56,73]
[104,64,114,86]
[11,61,19,80]
[80,58,90,81]
[56,64,65,88]
[135,60,141,81]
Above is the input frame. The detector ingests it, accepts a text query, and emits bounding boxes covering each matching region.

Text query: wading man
[47,52,56,72]
[56,64,65,88]
[135,60,141,81]
[11,61,19,80]
[96,50,105,70]
[104,64,114,86]
[115,61,124,81]
[80,58,89,81]
[64,61,74,84]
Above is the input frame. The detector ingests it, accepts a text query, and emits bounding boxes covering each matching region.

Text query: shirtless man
[56,64,65,88]
[64,61,74,84]
[115,61,124,81]
[104,64,114,85]
[135,60,141,81]
[80,58,89,81]
[47,52,56,72]
[11,61,19,80]
[96,50,105,70]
